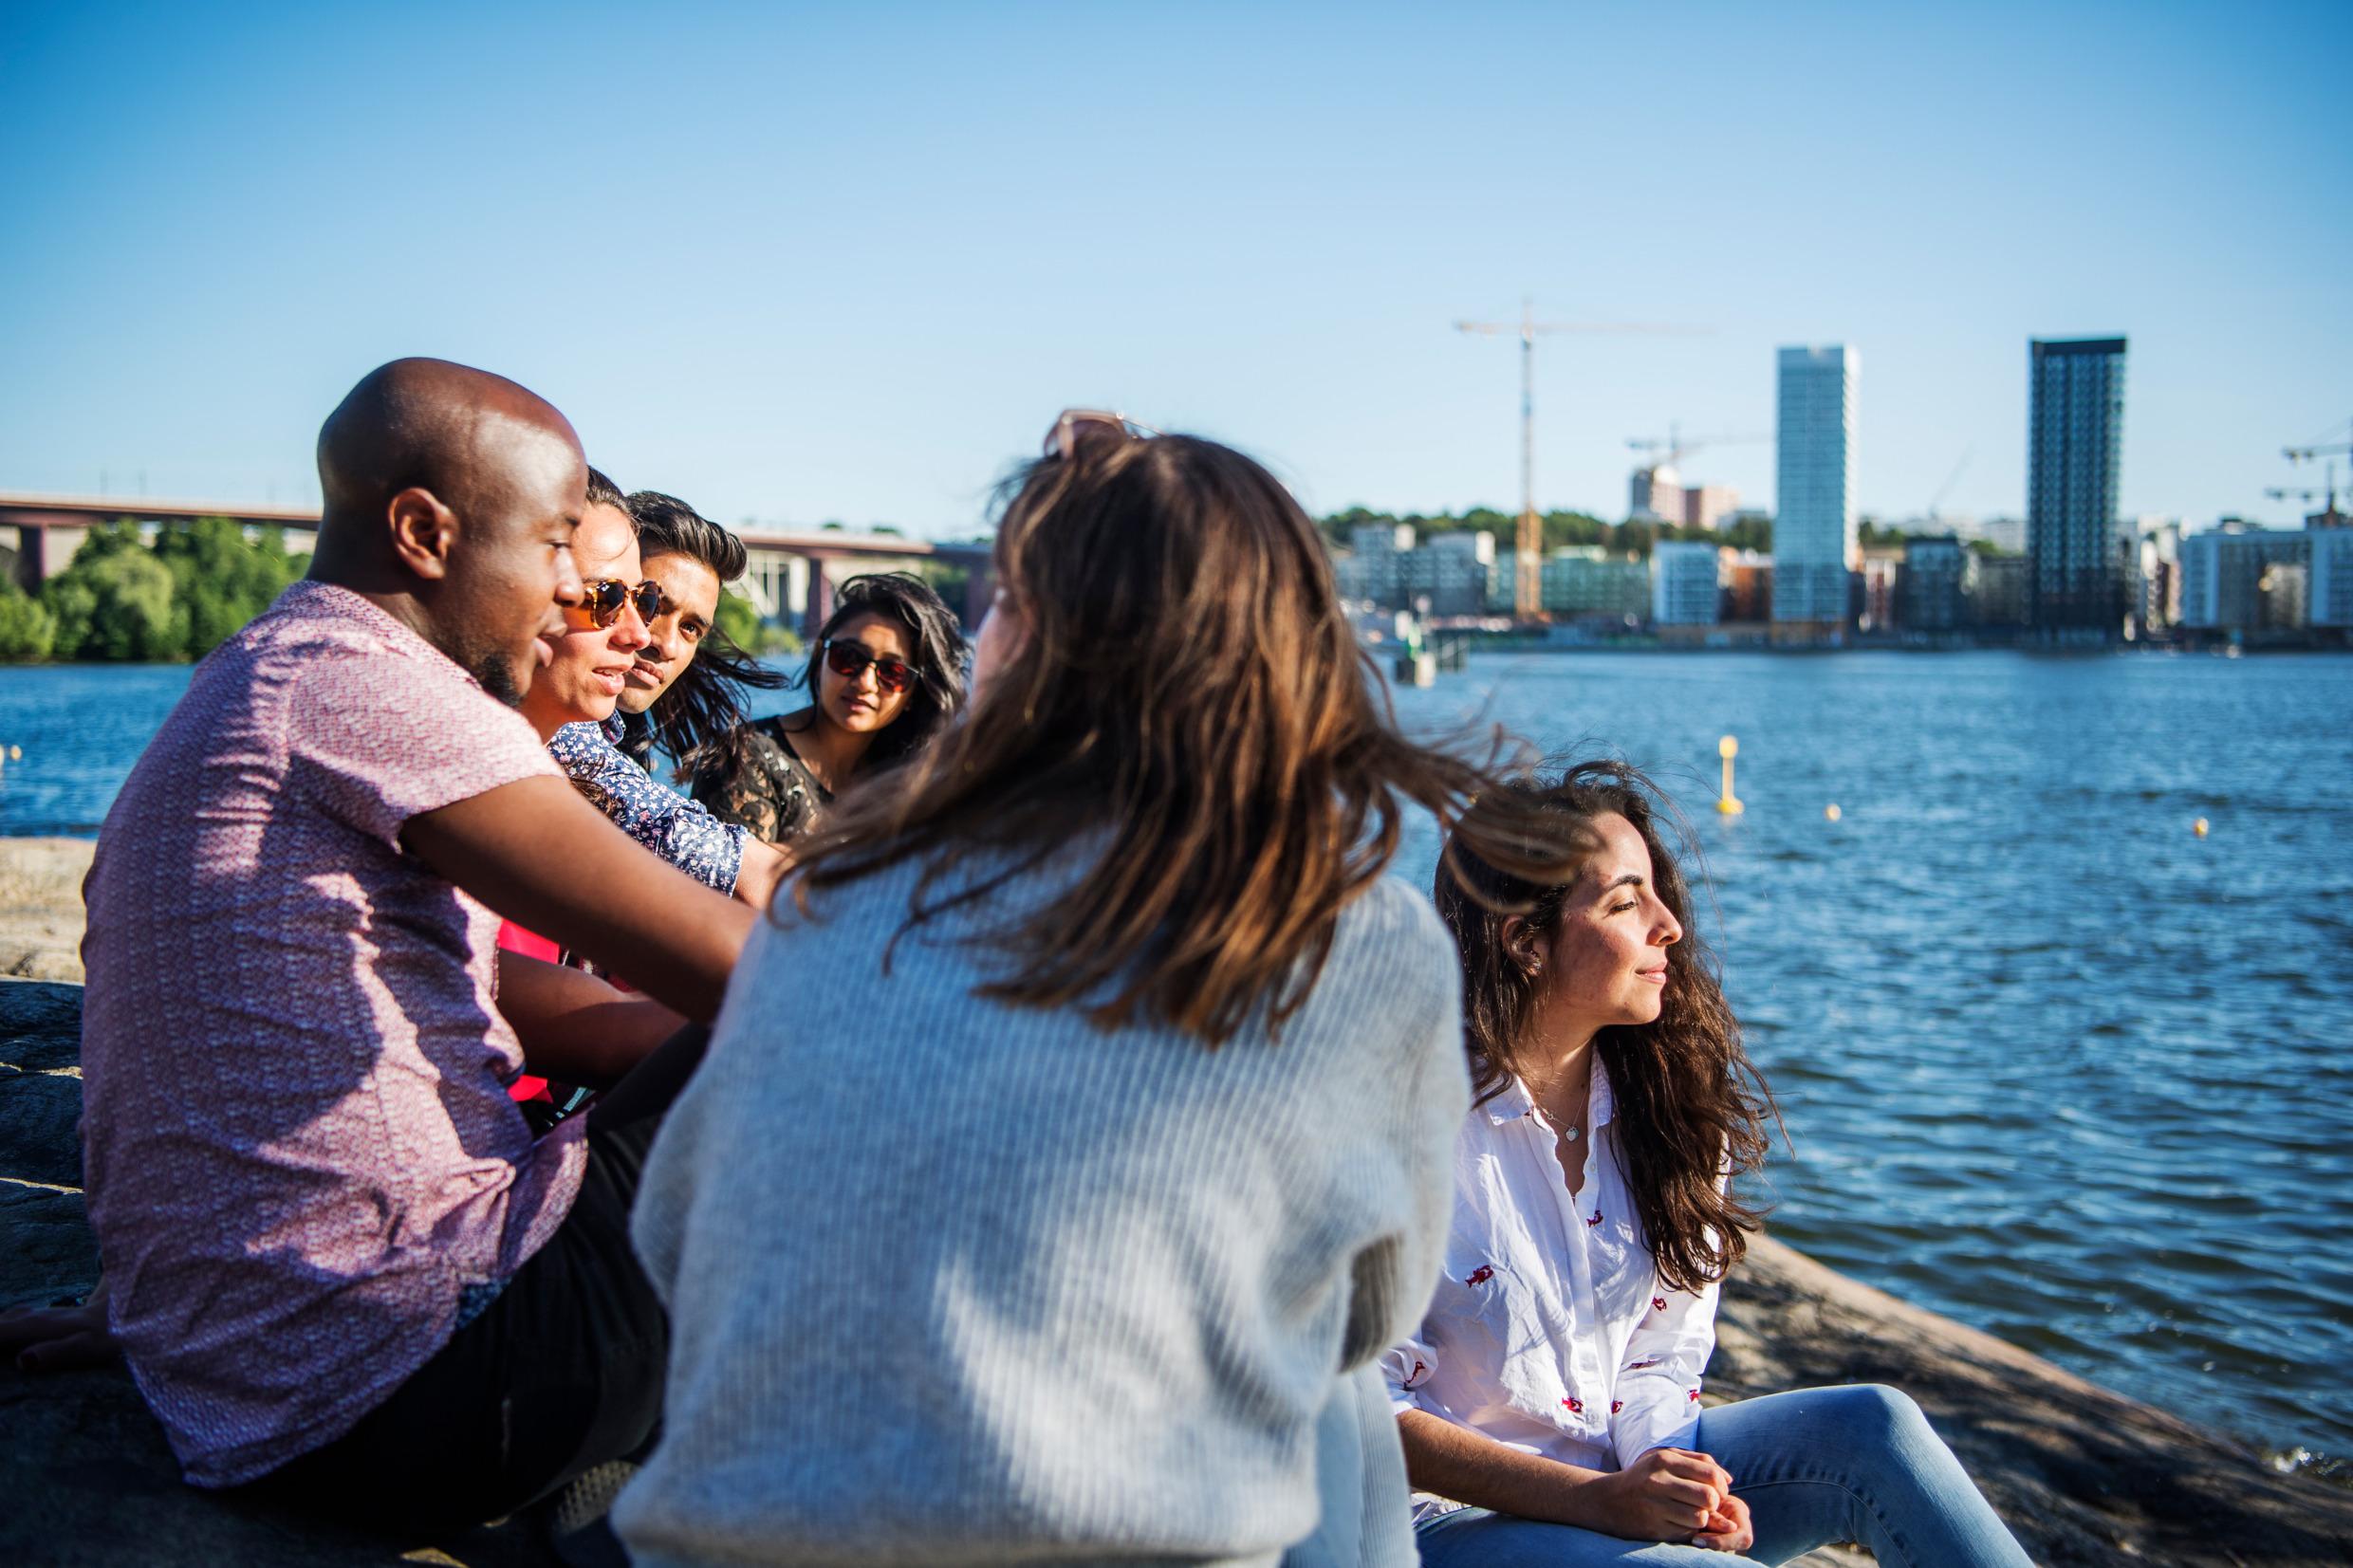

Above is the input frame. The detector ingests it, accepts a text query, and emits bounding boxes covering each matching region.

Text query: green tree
[151,516,305,656]
[42,523,174,660]
[0,585,55,661]
[65,548,180,660]
[716,587,801,656]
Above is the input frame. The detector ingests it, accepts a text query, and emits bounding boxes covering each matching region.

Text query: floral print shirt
[548,717,746,895]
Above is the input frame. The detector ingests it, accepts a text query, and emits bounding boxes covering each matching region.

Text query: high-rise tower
[2027,337,2127,637]
[1772,345,1859,634]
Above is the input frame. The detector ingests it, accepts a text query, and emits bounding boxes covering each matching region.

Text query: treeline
[0,518,307,662]
[1318,506,1773,559]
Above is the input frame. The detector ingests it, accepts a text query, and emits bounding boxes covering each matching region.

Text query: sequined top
[689,715,834,846]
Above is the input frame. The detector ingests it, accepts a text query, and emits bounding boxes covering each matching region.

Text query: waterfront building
[2310,519,2353,630]
[2130,516,2184,637]
[1773,344,1860,636]
[1857,546,1903,634]
[1681,484,1740,532]
[1979,516,2027,555]
[2027,336,2128,638]
[1969,554,2029,630]
[1720,551,1772,621]
[1400,530,1497,616]
[1333,525,1495,615]
[1629,465,1681,525]
[1540,546,1649,621]
[1333,523,1416,605]
[1899,535,1973,633]
[2178,522,2309,636]
[1651,541,1722,627]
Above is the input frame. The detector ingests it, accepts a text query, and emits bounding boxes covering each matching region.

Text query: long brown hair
[788,428,1544,1045]
[1433,762,1776,1291]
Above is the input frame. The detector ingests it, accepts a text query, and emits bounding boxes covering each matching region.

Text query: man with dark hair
[522,483,787,908]
[612,489,785,775]
[46,358,750,1539]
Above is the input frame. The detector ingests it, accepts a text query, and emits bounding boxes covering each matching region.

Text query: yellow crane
[1456,300,1699,618]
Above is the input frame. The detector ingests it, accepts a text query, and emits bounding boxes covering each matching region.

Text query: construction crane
[1456,299,1699,619]
[1624,425,1768,468]
[2267,464,2341,522]
[2283,416,2351,466]
[2276,420,2349,525]
[1926,447,1974,526]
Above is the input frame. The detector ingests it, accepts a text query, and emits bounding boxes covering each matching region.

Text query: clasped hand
[1584,1446,1754,1553]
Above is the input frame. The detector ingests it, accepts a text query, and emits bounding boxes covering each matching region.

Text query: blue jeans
[1413,1385,2031,1568]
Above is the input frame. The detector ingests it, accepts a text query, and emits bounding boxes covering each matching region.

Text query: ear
[1500,913,1546,977]
[386,487,460,581]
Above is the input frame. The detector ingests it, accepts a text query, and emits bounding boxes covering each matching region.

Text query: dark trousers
[241,1025,708,1537]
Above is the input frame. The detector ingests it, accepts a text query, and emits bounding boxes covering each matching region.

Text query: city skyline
[2,4,2347,538]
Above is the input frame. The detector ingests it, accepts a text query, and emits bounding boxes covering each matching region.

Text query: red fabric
[496,921,561,1103]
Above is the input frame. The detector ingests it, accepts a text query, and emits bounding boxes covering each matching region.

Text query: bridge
[0,493,993,635]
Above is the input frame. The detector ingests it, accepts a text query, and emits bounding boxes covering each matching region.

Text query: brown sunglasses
[1041,408,1160,462]
[565,578,661,630]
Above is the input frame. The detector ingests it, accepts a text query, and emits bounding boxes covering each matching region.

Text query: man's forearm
[497,951,688,1088]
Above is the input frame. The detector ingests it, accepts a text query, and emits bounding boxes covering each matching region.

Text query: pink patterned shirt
[80,581,590,1487]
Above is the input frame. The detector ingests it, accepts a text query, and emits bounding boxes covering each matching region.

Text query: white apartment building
[1773,345,1859,626]
[1652,541,1722,626]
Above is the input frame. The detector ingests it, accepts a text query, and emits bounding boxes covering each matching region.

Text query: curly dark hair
[1433,760,1777,1292]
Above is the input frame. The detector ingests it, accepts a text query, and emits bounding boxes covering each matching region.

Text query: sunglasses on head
[1041,408,1160,462]
[822,637,918,695]
[565,578,661,631]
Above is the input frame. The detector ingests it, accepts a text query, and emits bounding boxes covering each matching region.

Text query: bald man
[63,359,750,1536]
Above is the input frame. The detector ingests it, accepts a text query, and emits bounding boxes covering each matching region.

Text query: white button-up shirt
[1382,1061,1714,1480]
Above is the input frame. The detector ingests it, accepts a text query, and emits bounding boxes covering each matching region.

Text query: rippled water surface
[6,651,2350,1458]
[1382,651,2353,1462]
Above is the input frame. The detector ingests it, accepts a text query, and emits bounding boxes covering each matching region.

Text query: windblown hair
[795,572,969,770]
[585,465,628,517]
[1433,762,1776,1292]
[789,429,1553,1045]
[624,489,786,773]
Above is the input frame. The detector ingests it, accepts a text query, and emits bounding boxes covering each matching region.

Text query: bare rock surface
[0,981,548,1566]
[1715,1234,2353,1566]
[5,976,2349,1566]
[0,839,95,983]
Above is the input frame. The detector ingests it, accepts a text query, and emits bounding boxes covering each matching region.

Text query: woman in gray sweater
[616,413,1547,1567]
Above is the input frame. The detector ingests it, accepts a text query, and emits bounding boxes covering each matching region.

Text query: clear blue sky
[4,1,2347,538]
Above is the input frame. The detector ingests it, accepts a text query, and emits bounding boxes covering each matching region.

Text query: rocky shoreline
[5,978,2349,1565]
[0,838,94,983]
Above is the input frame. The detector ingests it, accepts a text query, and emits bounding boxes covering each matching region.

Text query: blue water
[7,651,2351,1462]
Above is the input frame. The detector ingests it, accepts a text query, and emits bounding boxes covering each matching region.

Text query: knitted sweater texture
[617,852,1468,1567]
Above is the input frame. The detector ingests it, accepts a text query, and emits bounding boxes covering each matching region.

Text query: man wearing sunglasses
[521,469,784,911]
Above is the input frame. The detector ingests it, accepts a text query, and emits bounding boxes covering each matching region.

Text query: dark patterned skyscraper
[2027,337,2127,637]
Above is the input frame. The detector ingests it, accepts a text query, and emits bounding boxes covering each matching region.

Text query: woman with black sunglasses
[689,572,968,845]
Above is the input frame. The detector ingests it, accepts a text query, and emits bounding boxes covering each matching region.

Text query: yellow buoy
[1825,802,1842,822]
[1714,735,1743,816]
[5,746,16,762]
[2193,818,2209,838]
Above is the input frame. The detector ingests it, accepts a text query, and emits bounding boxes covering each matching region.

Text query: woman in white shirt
[1392,763,2029,1567]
